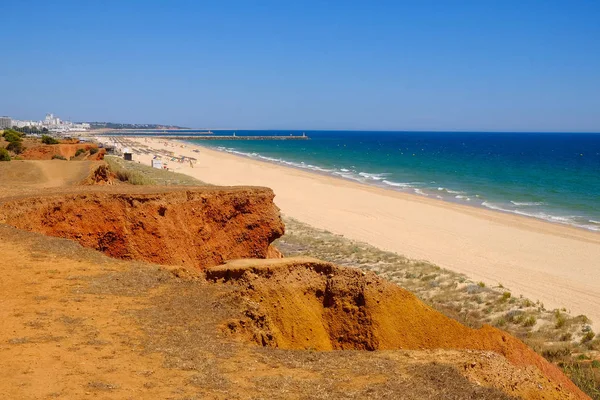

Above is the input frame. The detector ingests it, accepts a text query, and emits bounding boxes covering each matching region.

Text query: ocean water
[186,131,600,232]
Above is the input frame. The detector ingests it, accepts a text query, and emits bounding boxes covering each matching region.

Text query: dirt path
[0,160,98,198]
[33,160,95,187]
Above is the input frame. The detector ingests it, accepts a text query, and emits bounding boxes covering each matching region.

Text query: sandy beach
[123,137,600,329]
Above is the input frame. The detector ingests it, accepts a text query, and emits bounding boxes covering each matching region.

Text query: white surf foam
[358,172,389,181]
[382,180,412,188]
[207,145,600,233]
[510,201,546,206]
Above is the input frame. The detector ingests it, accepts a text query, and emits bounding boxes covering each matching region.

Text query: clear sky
[2,0,599,131]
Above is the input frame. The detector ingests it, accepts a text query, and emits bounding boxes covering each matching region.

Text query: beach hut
[123,148,133,161]
[151,159,163,169]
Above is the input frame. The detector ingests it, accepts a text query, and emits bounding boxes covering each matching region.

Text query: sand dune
[126,137,600,330]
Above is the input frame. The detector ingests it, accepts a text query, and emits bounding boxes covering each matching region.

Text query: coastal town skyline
[1,113,91,132]
[0,112,189,132]
[5,110,600,134]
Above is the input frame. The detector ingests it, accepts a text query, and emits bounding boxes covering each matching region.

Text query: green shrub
[89,147,99,155]
[562,363,600,399]
[51,154,67,160]
[523,316,537,327]
[5,128,27,137]
[6,141,24,154]
[555,310,567,329]
[74,148,86,157]
[592,360,600,368]
[2,129,24,138]
[3,131,22,143]
[542,345,572,361]
[582,331,596,343]
[42,135,60,145]
[0,148,10,161]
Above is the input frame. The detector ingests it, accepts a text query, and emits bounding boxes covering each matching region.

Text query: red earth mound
[0,187,284,269]
[208,257,587,399]
[20,143,105,160]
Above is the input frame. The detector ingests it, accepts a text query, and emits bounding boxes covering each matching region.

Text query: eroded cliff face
[0,187,284,269]
[208,257,587,399]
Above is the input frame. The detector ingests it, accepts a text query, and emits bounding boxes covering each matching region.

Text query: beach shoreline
[186,141,600,235]
[117,136,600,329]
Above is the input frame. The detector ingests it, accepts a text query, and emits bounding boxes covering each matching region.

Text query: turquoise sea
[184,131,600,232]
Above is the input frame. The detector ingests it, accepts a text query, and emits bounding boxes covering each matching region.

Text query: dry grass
[105,156,156,185]
[105,155,209,186]
[563,363,600,399]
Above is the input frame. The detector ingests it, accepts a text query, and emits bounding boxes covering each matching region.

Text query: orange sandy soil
[0,225,580,400]
[0,160,589,399]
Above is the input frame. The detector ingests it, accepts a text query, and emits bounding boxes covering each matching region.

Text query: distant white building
[42,113,90,132]
[12,119,42,128]
[0,116,11,129]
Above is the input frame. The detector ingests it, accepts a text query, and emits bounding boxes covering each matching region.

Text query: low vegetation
[0,148,10,161]
[105,155,207,186]
[6,141,24,154]
[41,135,60,145]
[2,129,25,143]
[51,154,67,160]
[10,125,49,135]
[564,363,600,399]
[104,156,155,185]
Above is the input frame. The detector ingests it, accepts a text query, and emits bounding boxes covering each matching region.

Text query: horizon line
[112,127,600,134]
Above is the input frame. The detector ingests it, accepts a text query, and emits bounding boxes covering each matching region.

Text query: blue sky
[1,0,599,131]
